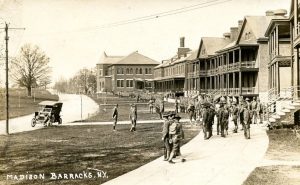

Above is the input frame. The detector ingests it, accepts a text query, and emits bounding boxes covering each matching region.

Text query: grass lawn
[0,122,200,185]
[85,95,189,122]
[0,88,59,120]
[243,129,300,185]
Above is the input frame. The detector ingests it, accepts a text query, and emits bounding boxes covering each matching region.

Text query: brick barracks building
[96,51,159,93]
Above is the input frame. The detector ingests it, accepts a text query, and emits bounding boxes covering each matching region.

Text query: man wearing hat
[242,103,251,139]
[231,101,239,133]
[112,104,118,131]
[129,104,137,132]
[218,97,229,137]
[202,103,210,139]
[162,112,173,161]
[168,114,186,164]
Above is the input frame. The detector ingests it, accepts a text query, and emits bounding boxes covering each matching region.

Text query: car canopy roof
[38,101,62,106]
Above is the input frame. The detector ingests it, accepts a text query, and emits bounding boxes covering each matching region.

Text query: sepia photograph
[0,0,299,184]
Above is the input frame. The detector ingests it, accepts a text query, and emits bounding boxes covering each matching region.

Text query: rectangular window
[126,79,133,88]
[117,80,124,87]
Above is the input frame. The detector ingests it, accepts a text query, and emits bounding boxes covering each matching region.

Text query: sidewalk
[103,124,269,185]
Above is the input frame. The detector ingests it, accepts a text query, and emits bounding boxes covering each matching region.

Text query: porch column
[276,25,279,55]
[239,48,242,67]
[227,73,229,94]
[277,63,280,93]
[295,0,299,36]
[239,72,242,95]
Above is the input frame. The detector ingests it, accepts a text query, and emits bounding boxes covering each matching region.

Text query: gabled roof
[114,51,159,65]
[199,37,231,57]
[236,15,287,44]
[98,52,124,64]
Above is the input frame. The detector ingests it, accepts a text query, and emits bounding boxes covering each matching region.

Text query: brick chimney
[180,37,185,47]
[230,27,238,41]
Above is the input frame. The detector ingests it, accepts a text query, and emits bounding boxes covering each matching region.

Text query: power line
[21,0,233,37]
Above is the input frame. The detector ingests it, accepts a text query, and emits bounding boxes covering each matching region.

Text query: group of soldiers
[162,111,186,164]
[199,96,264,140]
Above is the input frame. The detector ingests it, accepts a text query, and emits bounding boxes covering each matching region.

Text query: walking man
[112,104,118,131]
[243,103,251,139]
[257,99,263,124]
[232,101,239,133]
[251,97,258,124]
[187,103,196,124]
[168,114,186,164]
[162,112,173,161]
[202,103,209,139]
[175,98,179,114]
[148,99,154,114]
[129,104,137,132]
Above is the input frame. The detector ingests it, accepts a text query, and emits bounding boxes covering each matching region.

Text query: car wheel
[31,118,36,127]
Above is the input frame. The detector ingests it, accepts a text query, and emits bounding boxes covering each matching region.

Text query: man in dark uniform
[187,103,196,124]
[162,112,173,161]
[202,103,209,139]
[168,114,185,164]
[175,98,179,114]
[112,104,118,131]
[231,101,239,133]
[243,103,251,139]
[219,98,229,137]
[251,97,258,124]
[207,103,215,139]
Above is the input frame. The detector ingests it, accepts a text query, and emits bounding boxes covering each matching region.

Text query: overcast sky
[0,0,291,85]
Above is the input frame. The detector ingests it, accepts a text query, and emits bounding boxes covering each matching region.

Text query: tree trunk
[27,87,32,97]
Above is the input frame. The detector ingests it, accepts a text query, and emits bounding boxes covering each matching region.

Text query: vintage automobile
[31,101,63,127]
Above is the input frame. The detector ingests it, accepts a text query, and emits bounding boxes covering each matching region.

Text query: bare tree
[10,44,51,96]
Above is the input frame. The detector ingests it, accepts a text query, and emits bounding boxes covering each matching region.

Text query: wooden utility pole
[1,22,25,135]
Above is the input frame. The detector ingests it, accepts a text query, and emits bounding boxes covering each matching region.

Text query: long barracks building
[154,10,288,102]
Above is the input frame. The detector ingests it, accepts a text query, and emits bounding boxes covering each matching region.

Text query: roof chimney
[223,32,231,39]
[230,27,238,41]
[238,20,243,32]
[265,10,274,16]
[273,9,287,16]
[180,37,185,47]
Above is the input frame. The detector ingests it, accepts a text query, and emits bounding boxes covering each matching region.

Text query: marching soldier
[231,101,239,133]
[219,98,229,137]
[243,103,251,139]
[168,114,186,164]
[112,104,118,131]
[207,103,215,139]
[162,112,173,161]
[148,99,154,114]
[129,104,137,132]
[187,103,196,124]
[251,97,258,124]
[175,98,179,113]
[202,103,209,139]
[257,99,263,124]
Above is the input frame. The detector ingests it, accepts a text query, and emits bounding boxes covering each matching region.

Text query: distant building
[153,37,197,94]
[96,51,159,93]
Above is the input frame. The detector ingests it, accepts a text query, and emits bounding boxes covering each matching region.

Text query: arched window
[140,68,143,74]
[136,68,138,74]
[149,68,152,74]
[145,68,148,74]
[130,68,133,74]
[126,68,129,74]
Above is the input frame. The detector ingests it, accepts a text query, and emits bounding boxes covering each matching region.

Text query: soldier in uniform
[162,112,173,161]
[202,103,209,139]
[219,98,229,137]
[168,114,186,164]
[257,99,263,124]
[187,103,196,124]
[148,99,154,114]
[129,104,137,132]
[159,100,165,119]
[251,97,258,124]
[231,101,239,133]
[207,103,215,139]
[243,103,251,139]
[175,98,179,114]
[112,104,118,131]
